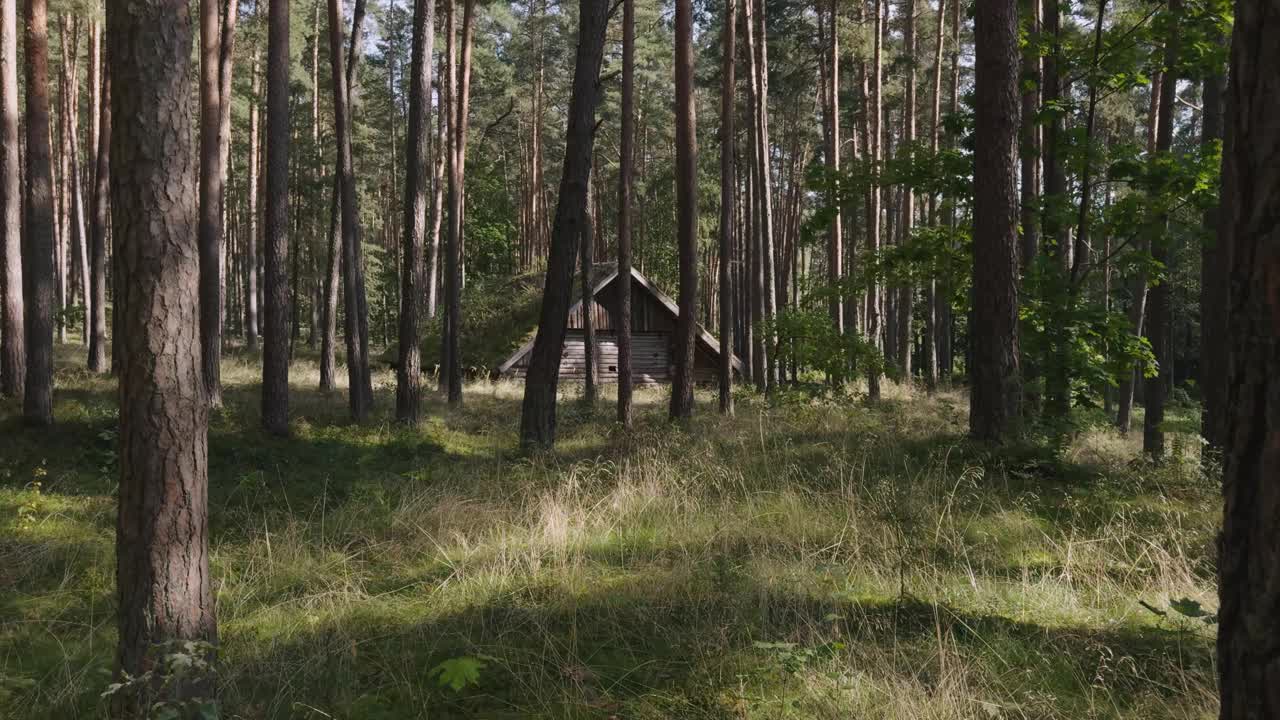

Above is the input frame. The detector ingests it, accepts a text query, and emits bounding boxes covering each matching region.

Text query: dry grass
[0,347,1218,718]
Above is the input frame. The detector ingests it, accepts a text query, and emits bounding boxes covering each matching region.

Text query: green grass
[0,345,1219,718]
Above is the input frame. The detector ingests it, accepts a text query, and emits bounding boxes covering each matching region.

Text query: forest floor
[2,346,1219,719]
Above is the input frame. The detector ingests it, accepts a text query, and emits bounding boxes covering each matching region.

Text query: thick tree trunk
[1142,0,1180,459]
[396,0,435,424]
[969,0,1021,443]
[0,0,21,397]
[669,0,698,419]
[518,0,607,447]
[23,0,55,425]
[717,0,734,414]
[262,0,291,436]
[616,0,635,426]
[107,0,216,706]
[1215,4,1280,716]
[88,59,110,373]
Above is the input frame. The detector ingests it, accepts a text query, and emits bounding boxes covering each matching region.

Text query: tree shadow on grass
[216,570,1214,720]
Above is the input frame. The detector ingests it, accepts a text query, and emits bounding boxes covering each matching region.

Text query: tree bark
[23,0,55,425]
[1198,37,1226,454]
[518,0,607,448]
[969,0,1022,443]
[1215,2,1280,715]
[580,175,596,404]
[616,0,635,426]
[442,0,474,405]
[199,0,225,406]
[866,0,884,399]
[88,56,110,373]
[327,0,374,419]
[896,0,917,383]
[923,0,946,392]
[825,0,842,338]
[670,0,698,419]
[262,0,291,436]
[717,0,735,414]
[1142,0,1180,459]
[396,0,435,424]
[245,48,260,352]
[0,0,21,397]
[107,0,216,705]
[1018,0,1040,270]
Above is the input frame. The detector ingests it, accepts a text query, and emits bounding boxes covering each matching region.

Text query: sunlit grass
[0,343,1218,718]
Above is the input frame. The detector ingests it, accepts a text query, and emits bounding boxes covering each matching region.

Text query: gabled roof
[496,266,745,376]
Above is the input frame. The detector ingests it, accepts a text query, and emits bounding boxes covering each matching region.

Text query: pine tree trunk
[923,0,946,392]
[1018,0,1040,269]
[88,56,109,373]
[199,0,224,405]
[616,0,635,426]
[580,175,596,404]
[825,0,842,338]
[866,0,884,399]
[262,0,291,435]
[896,0,917,383]
[670,0,698,419]
[717,0,735,414]
[245,48,260,352]
[107,0,216,705]
[396,0,435,424]
[1215,3,1280,714]
[969,0,1021,443]
[1142,0,1179,459]
[0,0,21,397]
[22,0,55,425]
[442,0,474,405]
[1198,43,1226,454]
[518,0,607,447]
[327,0,374,420]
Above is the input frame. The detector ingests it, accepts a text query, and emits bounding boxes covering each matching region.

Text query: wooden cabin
[496,267,743,384]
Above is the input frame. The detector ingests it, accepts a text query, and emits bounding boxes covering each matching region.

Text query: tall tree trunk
[245,48,260,351]
[262,0,291,436]
[518,0,607,447]
[1018,0,1040,269]
[825,0,842,338]
[199,0,224,406]
[58,17,89,348]
[670,0,698,419]
[396,0,435,424]
[442,0,474,405]
[866,0,884,399]
[923,0,946,392]
[327,0,373,419]
[580,175,596,403]
[88,56,110,373]
[1198,38,1226,454]
[969,0,1022,443]
[1116,70,1161,432]
[616,0,635,426]
[717,0,735,414]
[896,0,917,383]
[0,0,21,397]
[107,0,216,706]
[753,0,776,390]
[427,84,445,319]
[307,0,321,348]
[1215,3,1280,714]
[1142,0,1180,459]
[23,0,55,425]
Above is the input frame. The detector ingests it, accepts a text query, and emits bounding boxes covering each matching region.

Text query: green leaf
[429,656,487,693]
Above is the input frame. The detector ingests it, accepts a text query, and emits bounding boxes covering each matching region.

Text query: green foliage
[429,655,491,693]
[100,641,219,720]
